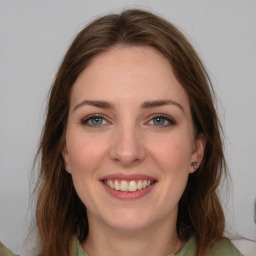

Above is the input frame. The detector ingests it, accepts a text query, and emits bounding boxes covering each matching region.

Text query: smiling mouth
[102,179,156,192]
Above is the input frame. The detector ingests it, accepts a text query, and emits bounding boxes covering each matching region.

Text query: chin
[103,208,154,232]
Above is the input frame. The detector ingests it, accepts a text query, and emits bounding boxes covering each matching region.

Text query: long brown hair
[36,9,226,256]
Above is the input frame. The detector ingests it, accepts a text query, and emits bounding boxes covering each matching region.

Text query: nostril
[109,130,146,166]
[110,145,146,165]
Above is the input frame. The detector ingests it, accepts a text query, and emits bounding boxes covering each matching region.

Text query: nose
[109,124,146,167]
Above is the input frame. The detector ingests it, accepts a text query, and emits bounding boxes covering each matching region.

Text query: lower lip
[102,182,156,200]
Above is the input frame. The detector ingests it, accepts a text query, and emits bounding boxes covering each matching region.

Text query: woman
[0,9,242,256]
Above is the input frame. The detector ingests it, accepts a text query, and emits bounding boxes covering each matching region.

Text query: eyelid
[80,113,176,128]
[146,113,176,126]
[80,113,111,127]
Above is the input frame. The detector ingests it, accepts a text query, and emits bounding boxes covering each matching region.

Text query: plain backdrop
[0,0,255,254]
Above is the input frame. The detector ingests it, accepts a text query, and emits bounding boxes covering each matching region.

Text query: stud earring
[191,161,198,169]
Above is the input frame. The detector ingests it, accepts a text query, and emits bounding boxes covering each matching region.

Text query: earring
[191,161,198,169]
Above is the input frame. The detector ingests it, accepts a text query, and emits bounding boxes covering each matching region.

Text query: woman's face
[62,46,205,233]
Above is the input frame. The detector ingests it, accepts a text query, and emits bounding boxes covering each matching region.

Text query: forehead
[70,45,190,110]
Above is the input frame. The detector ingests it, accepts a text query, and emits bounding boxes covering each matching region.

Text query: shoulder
[175,236,242,256]
[206,238,243,256]
[72,237,88,256]
[0,242,18,256]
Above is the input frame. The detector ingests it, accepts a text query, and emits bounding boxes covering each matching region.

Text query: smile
[103,179,155,192]
[100,174,157,199]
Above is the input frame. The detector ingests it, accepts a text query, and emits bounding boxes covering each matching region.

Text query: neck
[83,216,184,256]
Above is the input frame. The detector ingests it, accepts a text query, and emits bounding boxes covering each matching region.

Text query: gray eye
[152,117,167,126]
[89,117,105,126]
[148,114,176,127]
[82,115,108,127]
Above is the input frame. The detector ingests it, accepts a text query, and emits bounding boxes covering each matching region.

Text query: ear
[189,133,206,174]
[62,146,71,174]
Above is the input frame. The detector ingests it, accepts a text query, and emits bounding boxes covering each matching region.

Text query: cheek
[64,134,110,208]
[66,133,108,173]
[65,133,109,208]
[149,133,193,172]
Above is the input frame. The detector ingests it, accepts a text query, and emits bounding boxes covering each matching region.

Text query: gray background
[0,0,255,254]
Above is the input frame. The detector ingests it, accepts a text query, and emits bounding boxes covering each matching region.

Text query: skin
[62,45,205,256]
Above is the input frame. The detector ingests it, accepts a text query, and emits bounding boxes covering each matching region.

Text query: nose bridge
[109,120,146,166]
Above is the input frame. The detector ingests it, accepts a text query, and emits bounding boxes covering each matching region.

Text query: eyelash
[80,114,176,128]
[147,114,176,127]
[81,114,109,128]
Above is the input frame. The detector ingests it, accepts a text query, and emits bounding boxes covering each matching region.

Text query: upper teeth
[104,180,153,192]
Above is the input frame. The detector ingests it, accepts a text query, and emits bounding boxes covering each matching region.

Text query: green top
[73,236,242,256]
[0,242,18,256]
[0,236,242,256]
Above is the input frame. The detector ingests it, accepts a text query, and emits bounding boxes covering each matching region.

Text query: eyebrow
[73,99,184,112]
[73,100,114,111]
[141,99,184,112]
